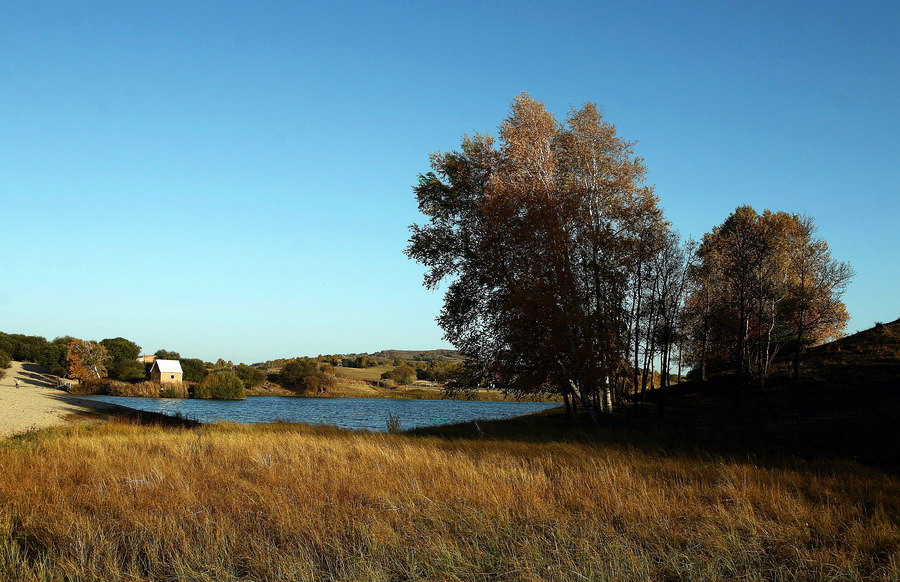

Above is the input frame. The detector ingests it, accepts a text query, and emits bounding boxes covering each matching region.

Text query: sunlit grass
[0,418,896,581]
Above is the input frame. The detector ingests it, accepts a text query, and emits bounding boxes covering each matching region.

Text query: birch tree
[66,339,110,382]
[407,93,663,421]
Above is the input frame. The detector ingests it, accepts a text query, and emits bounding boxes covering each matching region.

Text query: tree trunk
[570,380,602,425]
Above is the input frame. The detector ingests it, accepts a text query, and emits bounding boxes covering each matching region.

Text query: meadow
[0,411,895,581]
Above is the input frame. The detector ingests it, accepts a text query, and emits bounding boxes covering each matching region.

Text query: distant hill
[371,349,463,363]
[252,349,463,370]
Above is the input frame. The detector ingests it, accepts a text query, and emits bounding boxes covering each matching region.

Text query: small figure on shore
[15,379,21,389]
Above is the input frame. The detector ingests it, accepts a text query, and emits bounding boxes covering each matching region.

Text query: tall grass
[0,420,896,581]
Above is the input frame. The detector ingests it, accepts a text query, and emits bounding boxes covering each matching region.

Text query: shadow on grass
[46,393,201,429]
[408,378,900,475]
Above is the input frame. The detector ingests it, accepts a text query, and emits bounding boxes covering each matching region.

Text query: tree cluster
[279,357,335,394]
[407,93,852,420]
[685,206,851,386]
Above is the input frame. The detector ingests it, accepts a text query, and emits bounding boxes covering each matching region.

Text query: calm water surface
[84,395,558,432]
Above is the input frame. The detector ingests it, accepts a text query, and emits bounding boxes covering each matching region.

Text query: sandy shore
[0,361,123,438]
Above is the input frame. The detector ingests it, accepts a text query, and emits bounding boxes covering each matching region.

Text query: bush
[195,371,245,400]
[181,358,209,383]
[0,350,10,370]
[235,364,266,388]
[384,364,416,386]
[279,358,318,391]
[303,372,336,395]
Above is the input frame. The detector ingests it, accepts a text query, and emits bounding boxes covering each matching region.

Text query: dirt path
[0,361,121,438]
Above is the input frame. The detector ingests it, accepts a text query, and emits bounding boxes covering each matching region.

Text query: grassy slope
[332,364,393,382]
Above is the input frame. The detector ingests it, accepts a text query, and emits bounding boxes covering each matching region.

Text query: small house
[137,354,157,364]
[150,359,183,384]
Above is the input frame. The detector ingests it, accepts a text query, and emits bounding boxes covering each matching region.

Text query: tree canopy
[66,339,110,382]
[407,93,665,420]
[685,206,851,385]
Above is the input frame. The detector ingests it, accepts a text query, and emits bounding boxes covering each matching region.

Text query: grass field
[0,409,896,581]
[332,365,393,382]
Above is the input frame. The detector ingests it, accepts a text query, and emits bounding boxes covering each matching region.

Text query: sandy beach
[0,361,121,438]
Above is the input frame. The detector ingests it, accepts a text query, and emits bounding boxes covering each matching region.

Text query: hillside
[640,318,900,471]
[797,317,900,386]
[252,348,463,370]
[370,349,463,362]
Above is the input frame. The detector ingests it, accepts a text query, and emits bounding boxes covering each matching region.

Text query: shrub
[235,364,266,388]
[0,350,10,369]
[180,358,208,383]
[302,372,336,395]
[196,371,245,400]
[279,358,318,391]
[385,364,416,385]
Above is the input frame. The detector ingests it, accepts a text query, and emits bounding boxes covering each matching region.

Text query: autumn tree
[407,93,664,421]
[686,206,851,386]
[66,339,110,382]
[782,216,852,380]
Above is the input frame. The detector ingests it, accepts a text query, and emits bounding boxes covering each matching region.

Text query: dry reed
[0,420,896,581]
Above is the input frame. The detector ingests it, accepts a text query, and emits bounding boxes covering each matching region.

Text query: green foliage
[382,364,416,385]
[105,338,141,361]
[154,349,181,360]
[234,364,265,388]
[101,337,142,381]
[415,360,461,382]
[110,359,147,382]
[37,338,72,376]
[0,350,9,370]
[213,358,234,371]
[180,358,208,383]
[0,333,50,363]
[303,372,336,394]
[195,371,246,400]
[279,358,319,390]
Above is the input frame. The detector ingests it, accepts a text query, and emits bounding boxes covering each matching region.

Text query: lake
[83,395,558,432]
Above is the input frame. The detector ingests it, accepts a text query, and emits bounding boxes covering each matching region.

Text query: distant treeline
[0,332,266,391]
[254,349,462,371]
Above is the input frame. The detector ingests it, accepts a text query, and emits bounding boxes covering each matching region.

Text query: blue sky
[1,1,897,363]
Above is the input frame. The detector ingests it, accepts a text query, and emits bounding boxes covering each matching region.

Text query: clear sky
[1,1,897,363]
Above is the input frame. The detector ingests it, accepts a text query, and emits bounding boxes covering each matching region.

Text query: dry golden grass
[0,419,896,581]
[332,365,394,382]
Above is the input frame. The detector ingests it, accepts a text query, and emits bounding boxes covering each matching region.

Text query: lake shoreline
[77,394,562,432]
